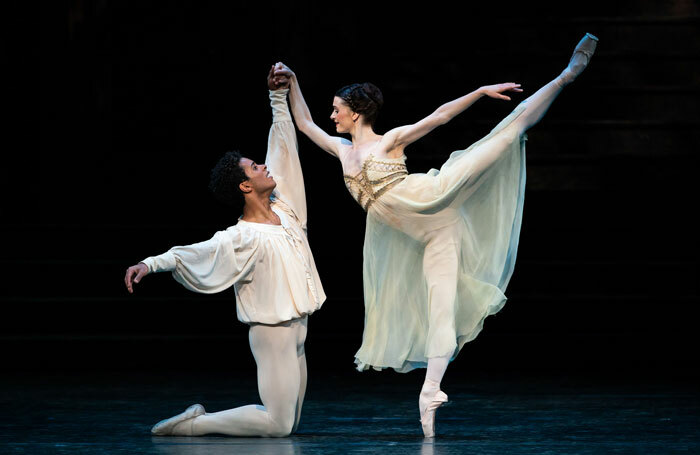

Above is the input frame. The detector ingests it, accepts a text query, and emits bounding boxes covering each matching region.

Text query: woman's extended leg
[511,33,598,135]
[454,33,598,182]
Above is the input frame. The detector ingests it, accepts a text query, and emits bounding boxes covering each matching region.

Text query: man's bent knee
[265,413,295,437]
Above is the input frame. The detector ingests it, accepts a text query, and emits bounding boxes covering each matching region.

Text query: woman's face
[330,97,356,133]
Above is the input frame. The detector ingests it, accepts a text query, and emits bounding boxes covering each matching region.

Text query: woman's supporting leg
[421,225,459,437]
[421,355,450,416]
[423,229,460,360]
[168,318,307,437]
[425,355,451,384]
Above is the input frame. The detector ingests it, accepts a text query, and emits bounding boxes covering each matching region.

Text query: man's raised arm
[265,68,307,229]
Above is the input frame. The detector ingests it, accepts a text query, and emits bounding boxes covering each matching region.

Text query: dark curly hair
[335,82,384,127]
[208,150,248,208]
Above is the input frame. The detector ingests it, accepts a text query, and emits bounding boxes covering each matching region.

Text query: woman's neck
[350,123,380,145]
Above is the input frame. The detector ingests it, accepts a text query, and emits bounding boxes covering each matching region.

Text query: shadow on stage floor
[1,370,698,454]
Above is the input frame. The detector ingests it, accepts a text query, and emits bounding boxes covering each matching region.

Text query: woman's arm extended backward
[383,83,522,152]
[275,63,347,158]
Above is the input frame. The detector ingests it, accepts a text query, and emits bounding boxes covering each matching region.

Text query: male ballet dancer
[124,68,325,437]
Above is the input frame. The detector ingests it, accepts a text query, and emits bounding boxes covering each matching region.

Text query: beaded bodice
[343,154,408,211]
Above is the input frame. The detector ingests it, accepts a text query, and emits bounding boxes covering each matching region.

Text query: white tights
[422,61,580,392]
[183,316,308,437]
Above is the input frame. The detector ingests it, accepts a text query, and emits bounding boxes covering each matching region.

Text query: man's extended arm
[124,229,256,294]
[265,88,308,229]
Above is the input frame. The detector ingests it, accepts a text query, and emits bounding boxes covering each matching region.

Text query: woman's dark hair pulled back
[335,82,384,127]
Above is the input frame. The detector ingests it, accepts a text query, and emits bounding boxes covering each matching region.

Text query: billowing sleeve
[265,88,307,229]
[141,227,257,294]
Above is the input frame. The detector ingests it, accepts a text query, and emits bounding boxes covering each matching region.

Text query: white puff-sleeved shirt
[141,89,326,325]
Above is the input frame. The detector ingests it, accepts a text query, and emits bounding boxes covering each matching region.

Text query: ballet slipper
[558,33,599,86]
[419,381,448,438]
[151,403,206,436]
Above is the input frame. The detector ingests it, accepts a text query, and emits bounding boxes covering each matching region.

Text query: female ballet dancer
[276,33,598,437]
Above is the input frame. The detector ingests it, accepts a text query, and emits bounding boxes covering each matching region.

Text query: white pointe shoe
[151,403,206,436]
[419,388,448,438]
[559,33,599,85]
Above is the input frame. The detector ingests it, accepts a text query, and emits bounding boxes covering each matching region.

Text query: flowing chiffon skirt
[355,103,528,372]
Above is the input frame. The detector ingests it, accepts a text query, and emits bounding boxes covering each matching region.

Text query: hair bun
[335,82,384,127]
[362,82,384,108]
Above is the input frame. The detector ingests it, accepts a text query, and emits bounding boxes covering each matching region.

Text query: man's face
[239,157,276,195]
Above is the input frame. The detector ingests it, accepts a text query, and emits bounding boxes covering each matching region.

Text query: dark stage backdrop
[11,1,699,378]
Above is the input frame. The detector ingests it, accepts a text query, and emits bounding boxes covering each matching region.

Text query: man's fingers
[267,66,276,88]
[125,269,134,293]
[267,65,277,90]
[124,266,145,293]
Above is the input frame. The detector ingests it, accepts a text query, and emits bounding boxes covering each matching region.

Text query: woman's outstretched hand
[479,83,523,101]
[273,62,294,80]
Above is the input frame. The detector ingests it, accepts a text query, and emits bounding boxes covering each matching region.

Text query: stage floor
[1,370,698,454]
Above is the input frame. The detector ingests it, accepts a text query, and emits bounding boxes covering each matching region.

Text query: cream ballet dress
[341,103,529,373]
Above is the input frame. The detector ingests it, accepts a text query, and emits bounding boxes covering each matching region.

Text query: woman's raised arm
[274,62,347,158]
